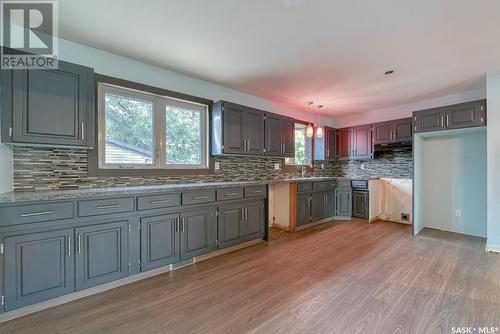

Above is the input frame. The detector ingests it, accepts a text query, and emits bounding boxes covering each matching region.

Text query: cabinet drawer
[245,185,267,198]
[217,187,244,201]
[337,179,352,188]
[182,190,216,205]
[351,180,368,190]
[137,193,180,211]
[0,202,74,226]
[78,197,135,217]
[297,182,313,193]
[313,181,336,191]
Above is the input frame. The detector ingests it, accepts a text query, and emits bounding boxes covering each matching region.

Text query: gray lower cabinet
[352,191,369,219]
[297,194,311,226]
[140,214,180,271]
[218,203,245,249]
[4,228,75,311]
[245,201,265,241]
[326,191,336,217]
[180,208,216,260]
[311,192,327,221]
[335,189,352,217]
[75,221,128,290]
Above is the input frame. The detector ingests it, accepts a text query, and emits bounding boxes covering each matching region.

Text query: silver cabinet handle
[181,218,185,232]
[247,140,250,151]
[245,208,248,220]
[77,234,81,255]
[81,122,85,140]
[96,204,121,209]
[252,190,263,194]
[441,115,444,128]
[67,235,71,256]
[175,217,179,232]
[150,199,170,204]
[446,114,450,127]
[241,208,245,220]
[20,211,53,217]
[193,196,208,200]
[225,193,239,197]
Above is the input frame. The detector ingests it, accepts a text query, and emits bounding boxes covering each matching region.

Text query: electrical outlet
[274,163,280,170]
[214,162,220,170]
[401,213,410,221]
[321,163,324,170]
[360,163,365,170]
[456,210,462,217]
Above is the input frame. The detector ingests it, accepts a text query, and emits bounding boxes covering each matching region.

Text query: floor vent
[172,259,195,270]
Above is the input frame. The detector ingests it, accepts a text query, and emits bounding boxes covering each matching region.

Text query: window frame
[285,120,314,166]
[88,75,213,177]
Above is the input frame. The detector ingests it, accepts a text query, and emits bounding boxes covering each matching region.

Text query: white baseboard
[486,244,500,253]
[0,239,264,323]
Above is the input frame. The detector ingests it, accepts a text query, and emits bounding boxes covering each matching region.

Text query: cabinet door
[446,100,485,130]
[352,191,369,218]
[141,214,180,271]
[373,122,393,144]
[296,194,311,226]
[282,118,295,157]
[244,108,265,155]
[326,190,336,217]
[394,118,413,141]
[325,127,337,160]
[311,192,327,221]
[11,61,94,147]
[245,201,265,241]
[75,221,128,290]
[265,114,283,156]
[353,125,372,159]
[414,108,445,133]
[4,229,75,311]
[180,208,215,260]
[335,189,352,217]
[223,104,246,154]
[218,204,245,249]
[337,128,352,160]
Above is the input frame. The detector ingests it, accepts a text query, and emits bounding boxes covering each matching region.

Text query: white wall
[487,71,500,249]
[379,178,413,225]
[334,89,486,128]
[417,130,487,238]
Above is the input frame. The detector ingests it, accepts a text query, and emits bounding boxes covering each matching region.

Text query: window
[285,122,313,165]
[98,83,209,170]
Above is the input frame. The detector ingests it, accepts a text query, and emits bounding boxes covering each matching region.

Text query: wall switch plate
[456,210,462,217]
[274,163,281,170]
[214,162,220,170]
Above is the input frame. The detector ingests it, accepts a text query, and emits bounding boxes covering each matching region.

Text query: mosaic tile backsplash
[12,147,412,192]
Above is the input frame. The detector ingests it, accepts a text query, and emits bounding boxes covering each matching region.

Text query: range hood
[373,141,412,152]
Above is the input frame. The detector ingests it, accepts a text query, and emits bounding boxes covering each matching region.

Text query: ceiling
[58,0,500,116]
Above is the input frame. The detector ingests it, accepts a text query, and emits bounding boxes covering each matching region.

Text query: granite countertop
[0,176,379,204]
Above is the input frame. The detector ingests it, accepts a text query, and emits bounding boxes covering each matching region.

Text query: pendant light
[306,101,314,138]
[316,105,324,138]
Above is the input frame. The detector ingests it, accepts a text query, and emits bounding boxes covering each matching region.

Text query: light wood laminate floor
[1,219,500,334]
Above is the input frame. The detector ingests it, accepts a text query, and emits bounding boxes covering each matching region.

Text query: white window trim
[97,83,209,170]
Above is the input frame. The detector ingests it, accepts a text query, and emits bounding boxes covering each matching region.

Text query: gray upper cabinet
[265,113,295,157]
[180,208,216,260]
[373,118,412,144]
[413,100,486,134]
[414,108,445,133]
[445,100,486,130]
[1,60,95,148]
[141,214,180,271]
[212,100,265,156]
[337,128,353,160]
[75,221,128,290]
[4,228,75,311]
[352,125,372,160]
[314,126,337,160]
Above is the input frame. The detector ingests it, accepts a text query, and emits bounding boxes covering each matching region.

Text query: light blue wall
[418,130,487,237]
[487,71,500,247]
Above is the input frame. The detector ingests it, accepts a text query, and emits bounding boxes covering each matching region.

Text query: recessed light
[283,0,305,8]
[385,70,394,75]
[306,101,314,106]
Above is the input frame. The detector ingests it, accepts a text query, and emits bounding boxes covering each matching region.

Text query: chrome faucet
[301,165,306,177]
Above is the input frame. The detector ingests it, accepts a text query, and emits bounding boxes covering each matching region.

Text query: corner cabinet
[1,60,95,148]
[413,100,486,134]
[211,100,265,155]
